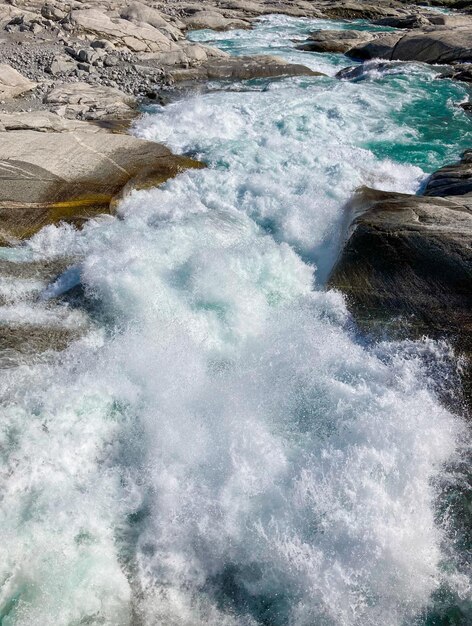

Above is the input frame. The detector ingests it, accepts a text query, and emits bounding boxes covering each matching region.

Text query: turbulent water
[1,15,472,626]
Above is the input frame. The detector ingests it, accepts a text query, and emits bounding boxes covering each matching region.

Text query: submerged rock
[0,130,203,243]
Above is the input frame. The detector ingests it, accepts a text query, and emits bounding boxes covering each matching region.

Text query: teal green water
[189,14,472,173]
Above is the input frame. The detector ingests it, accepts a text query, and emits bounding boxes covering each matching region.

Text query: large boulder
[373,12,472,29]
[70,8,180,53]
[44,82,136,120]
[329,156,472,410]
[119,2,183,41]
[0,64,37,99]
[140,41,229,67]
[182,10,251,31]
[297,30,381,53]
[0,131,203,243]
[319,1,402,20]
[169,55,322,81]
[349,27,472,64]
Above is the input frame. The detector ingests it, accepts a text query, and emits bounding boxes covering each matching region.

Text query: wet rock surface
[0,129,203,243]
[329,155,472,412]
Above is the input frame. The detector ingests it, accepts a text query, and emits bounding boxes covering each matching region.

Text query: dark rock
[329,156,472,412]
[371,15,430,29]
[424,151,472,196]
[320,2,402,20]
[442,63,472,83]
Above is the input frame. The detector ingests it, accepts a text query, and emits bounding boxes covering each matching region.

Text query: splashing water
[1,15,471,626]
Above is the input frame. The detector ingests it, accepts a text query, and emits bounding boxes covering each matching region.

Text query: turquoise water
[0,14,471,626]
[189,14,472,171]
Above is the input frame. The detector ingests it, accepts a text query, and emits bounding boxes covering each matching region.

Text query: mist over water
[1,15,471,626]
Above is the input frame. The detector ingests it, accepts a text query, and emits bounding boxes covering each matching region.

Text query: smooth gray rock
[0,63,37,99]
[120,1,183,41]
[182,10,251,30]
[0,111,109,133]
[70,8,180,53]
[349,27,472,64]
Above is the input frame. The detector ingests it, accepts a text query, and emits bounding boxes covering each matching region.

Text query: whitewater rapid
[1,15,471,626]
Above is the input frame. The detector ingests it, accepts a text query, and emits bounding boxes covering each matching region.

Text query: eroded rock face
[0,130,204,243]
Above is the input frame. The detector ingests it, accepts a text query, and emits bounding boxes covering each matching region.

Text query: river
[1,15,471,626]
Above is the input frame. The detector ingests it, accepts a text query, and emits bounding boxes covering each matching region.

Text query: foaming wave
[135,86,424,283]
[5,181,465,625]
